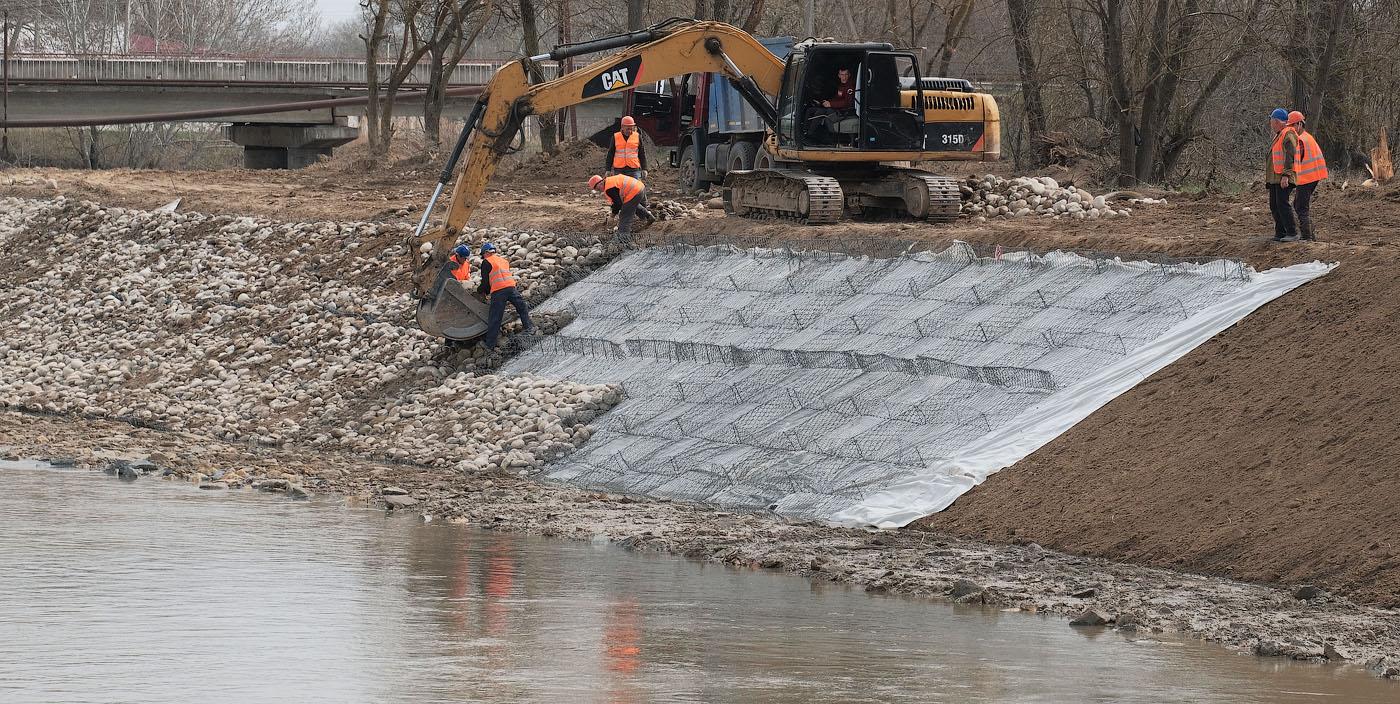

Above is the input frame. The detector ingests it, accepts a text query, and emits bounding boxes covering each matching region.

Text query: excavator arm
[410,19,785,300]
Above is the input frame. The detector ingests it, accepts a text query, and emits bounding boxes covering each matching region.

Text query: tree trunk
[627,0,645,30]
[1006,0,1049,167]
[740,0,767,32]
[425,54,447,149]
[519,0,558,154]
[364,0,390,155]
[693,0,707,21]
[839,0,859,39]
[1307,0,1349,130]
[711,0,729,23]
[1100,0,1135,186]
[1288,0,1313,110]
[87,126,100,169]
[935,0,974,77]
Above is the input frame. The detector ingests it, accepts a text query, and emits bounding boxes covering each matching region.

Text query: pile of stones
[960,175,1135,221]
[0,197,620,473]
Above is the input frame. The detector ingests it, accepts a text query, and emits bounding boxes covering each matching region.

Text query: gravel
[0,197,621,473]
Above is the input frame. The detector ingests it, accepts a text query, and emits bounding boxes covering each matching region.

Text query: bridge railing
[1,53,559,87]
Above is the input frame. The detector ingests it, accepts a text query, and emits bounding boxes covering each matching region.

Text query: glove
[605,169,613,176]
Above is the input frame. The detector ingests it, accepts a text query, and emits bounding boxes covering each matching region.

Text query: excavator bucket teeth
[417,280,492,343]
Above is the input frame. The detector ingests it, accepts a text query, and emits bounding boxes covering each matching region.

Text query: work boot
[1300,217,1316,241]
[1275,234,1300,242]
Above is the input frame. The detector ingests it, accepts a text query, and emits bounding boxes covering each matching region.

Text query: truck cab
[622,36,795,192]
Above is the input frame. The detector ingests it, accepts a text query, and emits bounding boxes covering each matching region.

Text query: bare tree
[362,0,436,156]
[421,0,495,148]
[518,0,558,153]
[1006,0,1050,167]
[129,0,318,54]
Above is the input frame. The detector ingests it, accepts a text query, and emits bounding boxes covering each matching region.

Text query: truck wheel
[727,141,758,172]
[754,147,780,171]
[679,143,708,194]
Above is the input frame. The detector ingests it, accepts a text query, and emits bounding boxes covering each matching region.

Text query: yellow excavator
[412,18,1000,341]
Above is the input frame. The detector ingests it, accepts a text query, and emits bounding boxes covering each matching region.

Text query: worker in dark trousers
[1287,110,1329,242]
[589,173,655,243]
[476,242,535,352]
[1266,108,1300,242]
[605,115,648,181]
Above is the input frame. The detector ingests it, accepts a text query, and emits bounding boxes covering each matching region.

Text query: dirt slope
[922,247,1400,606]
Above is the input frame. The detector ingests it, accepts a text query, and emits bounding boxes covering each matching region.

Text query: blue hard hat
[480,242,497,253]
[452,244,470,258]
[1270,108,1289,122]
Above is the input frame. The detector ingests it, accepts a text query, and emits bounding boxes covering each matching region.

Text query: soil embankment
[922,245,1400,606]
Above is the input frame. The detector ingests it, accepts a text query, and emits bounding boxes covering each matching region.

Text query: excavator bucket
[416,269,492,342]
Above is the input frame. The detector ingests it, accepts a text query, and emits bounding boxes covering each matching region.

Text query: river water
[1,462,1394,703]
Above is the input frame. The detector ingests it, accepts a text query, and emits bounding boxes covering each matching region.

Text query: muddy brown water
[1,461,1395,703]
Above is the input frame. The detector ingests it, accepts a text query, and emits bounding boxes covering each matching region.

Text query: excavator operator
[807,66,857,144]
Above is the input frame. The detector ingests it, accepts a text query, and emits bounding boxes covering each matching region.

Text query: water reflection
[1,462,1396,704]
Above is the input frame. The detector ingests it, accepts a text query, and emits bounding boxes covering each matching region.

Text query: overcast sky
[315,0,362,26]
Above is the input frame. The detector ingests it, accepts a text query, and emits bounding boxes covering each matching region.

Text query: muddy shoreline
[4,409,1397,681]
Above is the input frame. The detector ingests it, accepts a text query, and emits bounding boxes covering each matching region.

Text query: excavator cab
[779,43,926,152]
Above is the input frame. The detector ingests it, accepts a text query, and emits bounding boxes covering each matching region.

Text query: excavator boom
[411,20,785,304]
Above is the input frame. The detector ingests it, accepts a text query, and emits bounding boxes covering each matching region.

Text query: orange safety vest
[448,254,471,282]
[484,252,516,292]
[1294,130,1329,185]
[612,130,641,169]
[1271,127,1297,175]
[604,174,644,204]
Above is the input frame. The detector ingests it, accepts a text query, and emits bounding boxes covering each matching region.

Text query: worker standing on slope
[589,173,656,243]
[1267,108,1300,242]
[476,242,536,352]
[1287,110,1328,242]
[606,116,647,181]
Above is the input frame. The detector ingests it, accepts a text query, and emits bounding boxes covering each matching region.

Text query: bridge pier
[223,123,359,169]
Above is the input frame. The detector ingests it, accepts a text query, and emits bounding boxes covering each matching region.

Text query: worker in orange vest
[447,244,472,281]
[606,116,648,181]
[1266,108,1300,242]
[1287,110,1328,242]
[475,242,536,352]
[589,173,656,242]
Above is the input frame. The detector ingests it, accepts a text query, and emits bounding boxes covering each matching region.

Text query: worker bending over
[1266,108,1300,242]
[447,244,472,281]
[589,173,655,242]
[476,242,536,352]
[1287,110,1328,242]
[606,116,648,180]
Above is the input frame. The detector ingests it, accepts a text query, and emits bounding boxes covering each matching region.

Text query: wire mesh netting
[503,241,1258,522]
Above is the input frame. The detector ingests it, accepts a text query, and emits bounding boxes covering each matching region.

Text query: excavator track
[890,170,963,222]
[723,170,844,224]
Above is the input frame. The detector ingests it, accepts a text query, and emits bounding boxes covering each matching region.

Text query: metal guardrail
[1,53,558,87]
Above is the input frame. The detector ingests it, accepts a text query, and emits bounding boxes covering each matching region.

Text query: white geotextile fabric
[829,260,1334,527]
[506,243,1333,527]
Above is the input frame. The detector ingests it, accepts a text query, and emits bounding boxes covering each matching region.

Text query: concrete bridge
[3,53,620,168]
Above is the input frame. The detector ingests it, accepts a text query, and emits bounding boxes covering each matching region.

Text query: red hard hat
[588,174,604,189]
[620,116,636,126]
[1287,110,1306,125]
